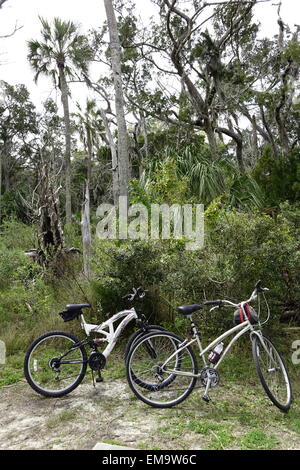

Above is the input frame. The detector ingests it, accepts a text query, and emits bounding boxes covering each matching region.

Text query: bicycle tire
[24,330,88,398]
[126,331,198,408]
[125,325,167,359]
[252,334,292,412]
[126,326,180,391]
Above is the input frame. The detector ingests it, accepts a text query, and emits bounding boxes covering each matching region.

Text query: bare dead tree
[37,158,64,259]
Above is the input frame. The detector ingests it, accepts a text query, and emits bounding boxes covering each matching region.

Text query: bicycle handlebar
[255,280,269,293]
[203,300,223,307]
[204,281,269,311]
[122,287,148,302]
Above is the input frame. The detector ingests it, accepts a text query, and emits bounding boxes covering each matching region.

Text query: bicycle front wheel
[24,331,87,397]
[252,334,292,412]
[126,331,198,408]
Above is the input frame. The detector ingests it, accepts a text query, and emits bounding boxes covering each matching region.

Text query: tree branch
[0,22,23,38]
[205,0,272,5]
[164,0,190,23]
[217,3,254,50]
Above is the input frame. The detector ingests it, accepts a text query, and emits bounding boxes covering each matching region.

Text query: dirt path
[0,375,299,450]
[0,377,154,450]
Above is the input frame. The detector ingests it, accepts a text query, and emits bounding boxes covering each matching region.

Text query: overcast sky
[0,0,299,113]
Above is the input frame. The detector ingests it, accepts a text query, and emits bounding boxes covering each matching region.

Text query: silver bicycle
[125,281,292,411]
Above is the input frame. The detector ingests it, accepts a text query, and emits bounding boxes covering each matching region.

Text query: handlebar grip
[136,287,149,298]
[255,280,268,293]
[122,295,132,300]
[204,300,223,306]
[122,287,148,302]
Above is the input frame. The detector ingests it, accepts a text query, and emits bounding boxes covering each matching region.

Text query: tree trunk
[139,110,148,181]
[104,0,130,199]
[251,114,259,163]
[82,181,91,279]
[170,49,218,160]
[259,104,279,161]
[38,159,64,259]
[58,65,72,224]
[204,118,218,161]
[99,107,119,204]
[236,139,245,174]
[2,142,11,192]
[216,126,245,173]
[0,151,2,222]
[275,57,293,158]
[86,128,93,193]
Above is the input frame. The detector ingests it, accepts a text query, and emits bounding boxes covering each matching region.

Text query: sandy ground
[0,374,299,450]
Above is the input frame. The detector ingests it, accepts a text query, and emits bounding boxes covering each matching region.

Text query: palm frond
[228,173,264,210]
[27,17,92,85]
[39,16,52,43]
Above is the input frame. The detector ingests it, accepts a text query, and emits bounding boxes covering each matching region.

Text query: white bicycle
[24,287,166,397]
[125,281,292,411]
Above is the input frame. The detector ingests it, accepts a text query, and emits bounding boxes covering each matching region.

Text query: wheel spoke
[126,332,198,408]
[25,333,86,397]
[253,336,291,411]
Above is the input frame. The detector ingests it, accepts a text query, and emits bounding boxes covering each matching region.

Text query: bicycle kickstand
[91,369,104,387]
[202,377,212,403]
[96,370,104,383]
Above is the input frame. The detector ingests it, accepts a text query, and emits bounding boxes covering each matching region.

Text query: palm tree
[28,17,93,224]
[174,145,264,209]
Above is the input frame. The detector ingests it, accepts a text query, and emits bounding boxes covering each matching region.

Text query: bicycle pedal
[202,395,211,403]
[96,377,104,383]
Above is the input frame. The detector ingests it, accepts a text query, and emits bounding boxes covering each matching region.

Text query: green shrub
[0,219,37,251]
[91,239,166,320]
[0,249,41,290]
[253,146,300,206]
[90,204,300,334]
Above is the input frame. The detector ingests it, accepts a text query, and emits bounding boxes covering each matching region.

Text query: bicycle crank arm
[202,374,212,403]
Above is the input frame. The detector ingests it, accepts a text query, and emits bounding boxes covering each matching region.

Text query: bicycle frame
[161,320,253,378]
[79,308,138,359]
[161,300,262,377]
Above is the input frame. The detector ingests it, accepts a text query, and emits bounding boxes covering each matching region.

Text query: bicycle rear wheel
[24,331,87,397]
[252,334,292,412]
[126,331,198,408]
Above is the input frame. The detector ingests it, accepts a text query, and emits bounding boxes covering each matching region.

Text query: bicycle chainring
[89,352,106,371]
[200,366,220,388]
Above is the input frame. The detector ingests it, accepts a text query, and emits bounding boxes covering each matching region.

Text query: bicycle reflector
[234,304,259,325]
